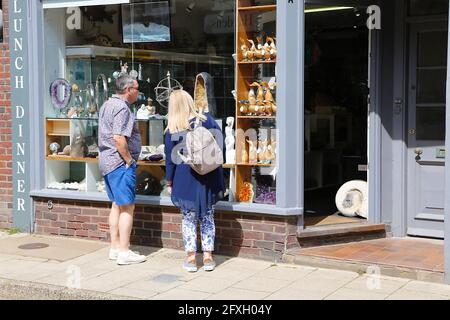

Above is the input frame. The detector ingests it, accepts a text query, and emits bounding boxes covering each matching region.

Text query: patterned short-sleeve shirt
[98,95,141,176]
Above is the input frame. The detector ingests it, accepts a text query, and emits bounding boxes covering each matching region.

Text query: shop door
[406,21,448,238]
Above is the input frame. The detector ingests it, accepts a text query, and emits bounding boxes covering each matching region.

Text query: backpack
[178,117,223,175]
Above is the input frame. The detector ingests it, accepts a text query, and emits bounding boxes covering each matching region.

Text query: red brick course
[33,198,300,261]
[0,0,12,230]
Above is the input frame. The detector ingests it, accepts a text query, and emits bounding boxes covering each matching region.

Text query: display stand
[234,0,277,203]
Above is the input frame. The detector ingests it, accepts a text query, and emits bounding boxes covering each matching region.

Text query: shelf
[46,156,99,162]
[137,160,165,166]
[238,60,276,65]
[238,5,277,12]
[237,116,276,119]
[223,164,236,169]
[47,133,70,137]
[236,163,275,167]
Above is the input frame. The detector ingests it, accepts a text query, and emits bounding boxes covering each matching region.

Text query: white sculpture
[136,104,151,120]
[225,117,235,164]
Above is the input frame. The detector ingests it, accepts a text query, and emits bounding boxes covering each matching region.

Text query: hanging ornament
[154,72,183,109]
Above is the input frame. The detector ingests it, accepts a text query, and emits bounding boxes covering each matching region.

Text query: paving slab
[324,287,388,300]
[178,276,238,294]
[151,288,212,300]
[232,276,292,293]
[386,289,450,300]
[207,287,270,300]
[0,235,107,262]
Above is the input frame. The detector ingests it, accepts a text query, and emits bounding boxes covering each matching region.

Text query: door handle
[415,148,423,156]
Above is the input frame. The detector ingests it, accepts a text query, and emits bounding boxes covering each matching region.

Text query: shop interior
[43,0,277,204]
[303,1,370,227]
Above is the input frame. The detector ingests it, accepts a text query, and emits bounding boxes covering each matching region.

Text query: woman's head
[166,90,206,133]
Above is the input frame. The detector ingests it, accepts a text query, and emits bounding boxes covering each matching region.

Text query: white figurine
[225,117,235,164]
[136,104,151,119]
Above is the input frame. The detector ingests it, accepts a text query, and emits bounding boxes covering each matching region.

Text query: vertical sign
[9,0,31,231]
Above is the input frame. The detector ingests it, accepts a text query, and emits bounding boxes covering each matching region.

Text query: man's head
[115,75,139,104]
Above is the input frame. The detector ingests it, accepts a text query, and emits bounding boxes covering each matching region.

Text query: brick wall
[34,199,300,261]
[0,0,13,230]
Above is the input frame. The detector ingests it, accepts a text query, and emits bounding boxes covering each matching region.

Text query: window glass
[0,2,3,43]
[43,0,237,198]
[416,107,445,141]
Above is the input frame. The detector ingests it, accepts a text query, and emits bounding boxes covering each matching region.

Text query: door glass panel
[416,107,445,141]
[417,69,446,104]
[409,0,449,16]
[418,31,447,67]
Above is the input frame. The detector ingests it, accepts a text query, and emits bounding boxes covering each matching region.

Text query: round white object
[335,180,368,219]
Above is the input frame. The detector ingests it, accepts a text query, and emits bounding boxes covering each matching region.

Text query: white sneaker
[109,248,119,260]
[109,248,141,260]
[116,250,147,265]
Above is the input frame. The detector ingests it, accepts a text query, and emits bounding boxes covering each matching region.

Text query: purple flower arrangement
[255,184,276,204]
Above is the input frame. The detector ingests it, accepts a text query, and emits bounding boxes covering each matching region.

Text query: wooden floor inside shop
[304,212,362,228]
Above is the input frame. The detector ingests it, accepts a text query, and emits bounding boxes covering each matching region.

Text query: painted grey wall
[8,0,32,232]
[444,0,450,285]
[379,0,396,234]
[276,0,304,224]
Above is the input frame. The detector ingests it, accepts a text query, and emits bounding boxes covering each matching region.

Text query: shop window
[42,0,277,205]
[0,2,3,43]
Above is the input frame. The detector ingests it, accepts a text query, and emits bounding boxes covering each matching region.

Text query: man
[98,75,146,265]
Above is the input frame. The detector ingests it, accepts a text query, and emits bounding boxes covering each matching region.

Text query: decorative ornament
[238,182,254,203]
[86,83,97,117]
[49,78,72,110]
[154,72,183,109]
[95,74,108,109]
[49,142,60,156]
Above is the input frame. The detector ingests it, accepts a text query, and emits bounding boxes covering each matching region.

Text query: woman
[164,89,224,272]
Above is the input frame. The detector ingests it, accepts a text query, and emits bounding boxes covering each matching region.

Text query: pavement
[1,231,450,300]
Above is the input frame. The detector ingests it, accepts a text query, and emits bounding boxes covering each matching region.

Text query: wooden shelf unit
[234,0,277,203]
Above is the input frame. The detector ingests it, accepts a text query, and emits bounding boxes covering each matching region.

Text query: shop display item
[240,37,249,61]
[255,184,276,204]
[86,83,97,117]
[70,124,88,158]
[95,74,108,109]
[96,180,106,193]
[49,142,60,156]
[267,36,277,60]
[154,72,183,109]
[49,78,72,113]
[247,138,258,164]
[247,39,256,61]
[58,145,71,156]
[136,171,163,196]
[225,117,235,164]
[335,180,368,219]
[238,182,254,203]
[194,72,217,117]
[137,104,152,119]
[48,179,86,192]
[261,81,277,115]
[240,140,248,163]
[146,98,156,115]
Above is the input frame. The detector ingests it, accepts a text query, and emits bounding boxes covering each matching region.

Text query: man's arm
[113,135,133,167]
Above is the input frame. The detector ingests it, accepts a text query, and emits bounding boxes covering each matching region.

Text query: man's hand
[113,135,133,167]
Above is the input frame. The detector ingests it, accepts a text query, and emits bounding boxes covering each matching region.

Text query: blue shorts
[104,163,137,206]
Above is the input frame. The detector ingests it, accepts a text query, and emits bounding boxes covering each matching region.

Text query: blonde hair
[165,89,207,133]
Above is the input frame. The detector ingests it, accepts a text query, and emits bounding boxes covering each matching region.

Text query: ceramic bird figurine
[256,36,265,60]
[240,140,249,163]
[261,81,276,115]
[240,37,249,61]
[247,39,256,61]
[267,36,277,60]
[247,138,258,164]
[264,37,272,61]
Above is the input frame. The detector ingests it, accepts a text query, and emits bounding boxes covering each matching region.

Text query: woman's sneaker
[203,258,216,272]
[117,250,147,265]
[183,260,198,273]
[109,248,119,260]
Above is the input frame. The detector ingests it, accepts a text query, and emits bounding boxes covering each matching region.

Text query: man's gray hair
[115,75,135,94]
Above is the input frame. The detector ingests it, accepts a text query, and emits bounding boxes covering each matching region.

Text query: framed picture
[121,1,171,44]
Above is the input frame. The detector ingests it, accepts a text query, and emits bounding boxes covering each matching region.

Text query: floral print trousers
[181,209,215,253]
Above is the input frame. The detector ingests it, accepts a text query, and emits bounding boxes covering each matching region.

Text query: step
[297,222,387,248]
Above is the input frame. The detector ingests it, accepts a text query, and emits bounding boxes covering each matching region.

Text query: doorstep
[283,237,445,283]
[297,222,387,247]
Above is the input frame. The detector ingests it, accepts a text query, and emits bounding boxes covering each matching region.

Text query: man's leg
[118,204,135,252]
[109,202,120,249]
